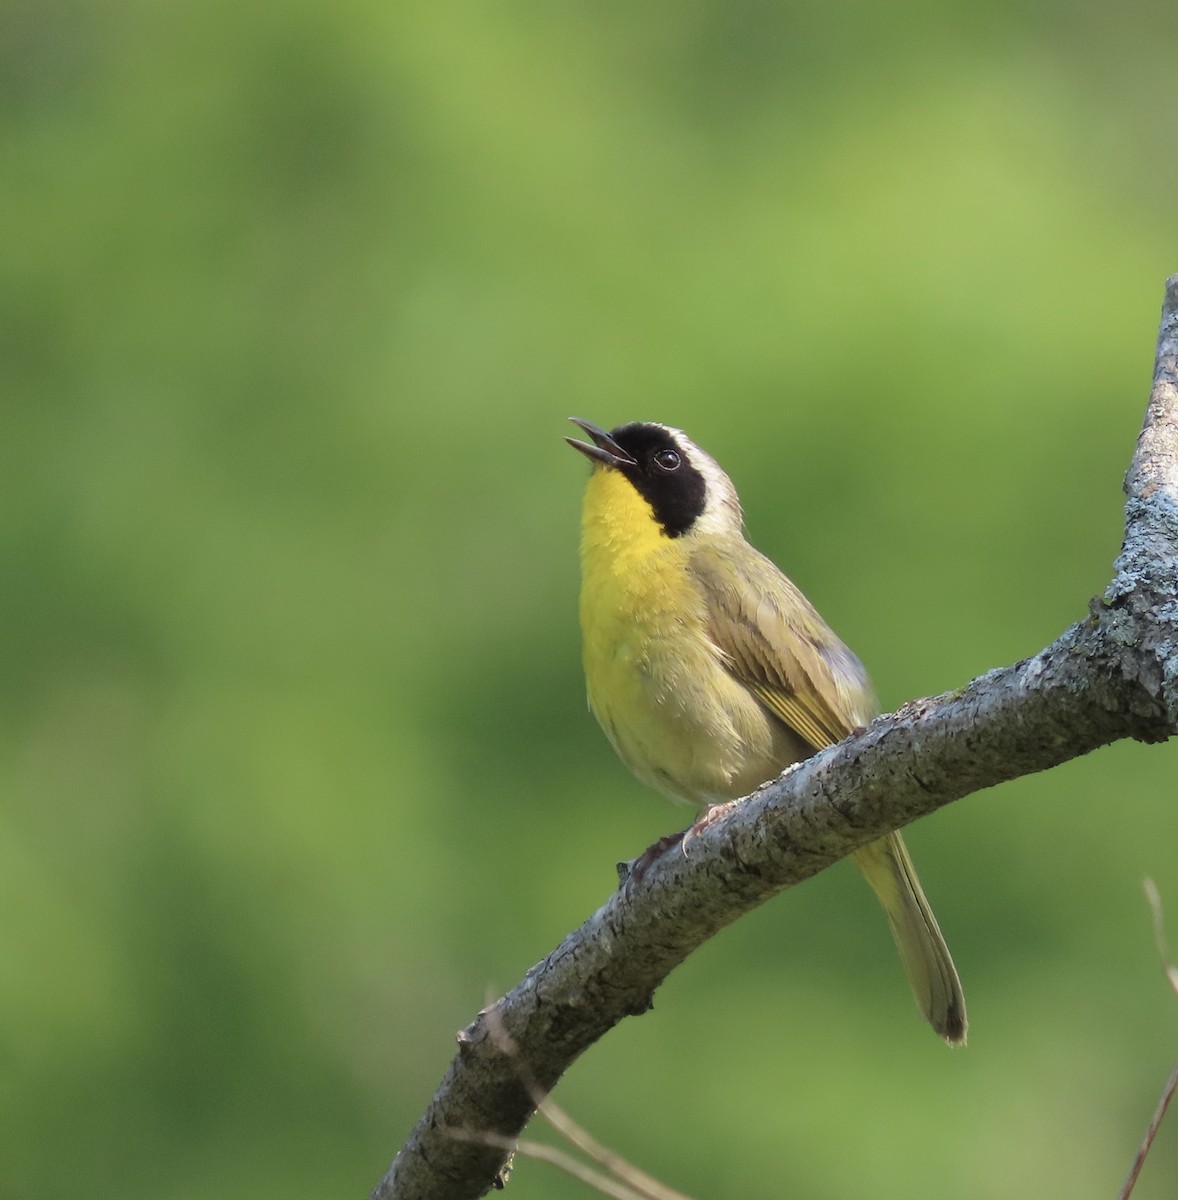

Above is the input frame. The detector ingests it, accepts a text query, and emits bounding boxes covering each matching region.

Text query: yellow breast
[577,466,791,805]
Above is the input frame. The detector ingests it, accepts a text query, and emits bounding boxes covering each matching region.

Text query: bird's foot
[616,829,689,892]
[615,802,741,893]
[681,799,739,853]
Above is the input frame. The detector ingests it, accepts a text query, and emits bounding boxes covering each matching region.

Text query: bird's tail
[852,832,967,1045]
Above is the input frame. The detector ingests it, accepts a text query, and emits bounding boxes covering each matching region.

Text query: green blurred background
[4,1,1178,1196]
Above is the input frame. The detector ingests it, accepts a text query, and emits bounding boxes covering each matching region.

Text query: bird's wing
[688,542,876,752]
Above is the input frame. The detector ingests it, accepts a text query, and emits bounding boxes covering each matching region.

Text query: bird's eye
[654,449,681,472]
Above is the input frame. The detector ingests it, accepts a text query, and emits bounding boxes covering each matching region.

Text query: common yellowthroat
[566,418,966,1045]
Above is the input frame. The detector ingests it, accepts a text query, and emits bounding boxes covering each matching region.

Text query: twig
[446,1128,663,1200]
[462,1001,696,1200]
[1144,878,1178,999]
[1117,1061,1178,1200]
[1117,880,1178,1200]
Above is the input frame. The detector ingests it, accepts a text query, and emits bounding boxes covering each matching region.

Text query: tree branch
[374,274,1178,1200]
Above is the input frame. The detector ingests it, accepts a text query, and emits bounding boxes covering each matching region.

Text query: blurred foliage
[3,0,1178,1197]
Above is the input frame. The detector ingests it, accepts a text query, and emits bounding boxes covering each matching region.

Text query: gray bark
[373,275,1178,1200]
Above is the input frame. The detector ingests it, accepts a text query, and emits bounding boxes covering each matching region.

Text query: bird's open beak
[565,418,637,469]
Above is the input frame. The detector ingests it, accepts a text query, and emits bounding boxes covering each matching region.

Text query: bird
[566,416,966,1045]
